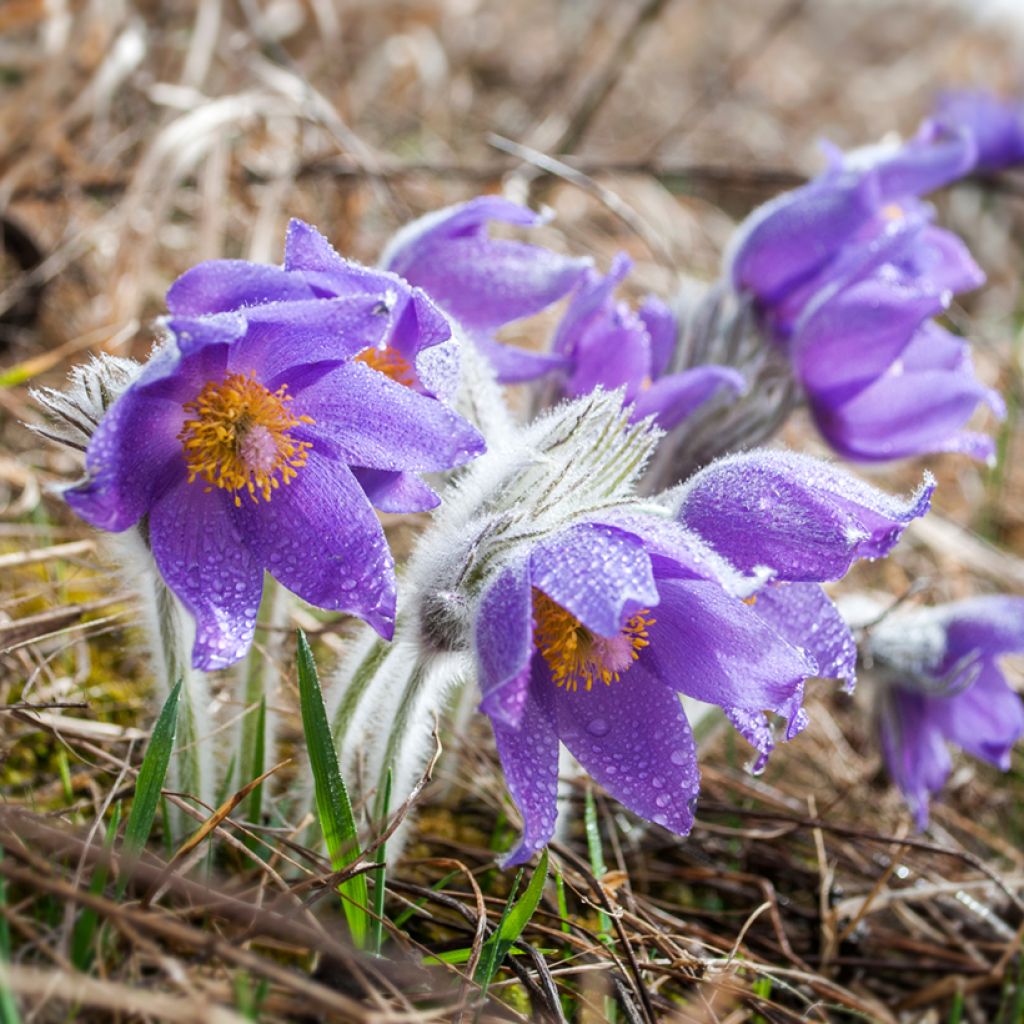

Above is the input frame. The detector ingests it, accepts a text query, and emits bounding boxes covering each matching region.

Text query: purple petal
[471,331,571,384]
[727,170,880,304]
[930,661,1024,771]
[234,450,396,638]
[901,226,985,295]
[793,273,947,403]
[631,366,745,431]
[167,261,314,315]
[638,295,677,380]
[932,89,1024,171]
[224,297,398,386]
[939,596,1024,659]
[552,254,632,358]
[350,468,439,513]
[490,673,561,866]
[381,196,549,278]
[845,121,976,202]
[64,345,208,531]
[295,360,484,472]
[562,301,651,401]
[678,450,934,581]
[813,361,998,463]
[530,523,658,637]
[401,236,590,332]
[880,688,951,829]
[643,578,813,710]
[551,660,700,835]
[149,479,264,670]
[751,583,857,690]
[476,563,535,727]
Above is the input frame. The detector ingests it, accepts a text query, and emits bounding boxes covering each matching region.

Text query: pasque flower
[932,89,1024,172]
[65,225,485,670]
[473,437,933,864]
[727,122,1000,461]
[380,196,591,383]
[858,596,1024,827]
[552,253,744,430]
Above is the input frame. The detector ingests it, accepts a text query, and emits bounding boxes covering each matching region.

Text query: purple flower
[473,451,931,864]
[932,89,1024,172]
[552,253,744,431]
[869,597,1024,827]
[728,125,999,461]
[66,232,485,670]
[380,196,591,383]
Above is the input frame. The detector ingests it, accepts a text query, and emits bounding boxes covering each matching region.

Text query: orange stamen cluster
[532,588,654,692]
[178,372,314,507]
[357,345,415,387]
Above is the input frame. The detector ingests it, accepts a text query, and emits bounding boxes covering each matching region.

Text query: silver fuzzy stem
[643,281,799,491]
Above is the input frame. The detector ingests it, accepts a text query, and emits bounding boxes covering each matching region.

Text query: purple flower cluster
[474,451,932,864]
[729,123,1003,461]
[67,221,484,669]
[869,597,1024,827]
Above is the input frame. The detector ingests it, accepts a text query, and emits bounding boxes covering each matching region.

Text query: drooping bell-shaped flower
[727,122,999,462]
[854,596,1024,827]
[466,401,933,864]
[64,235,485,670]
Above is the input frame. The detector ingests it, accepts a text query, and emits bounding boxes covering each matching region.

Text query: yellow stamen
[357,345,415,387]
[178,371,314,507]
[532,588,654,693]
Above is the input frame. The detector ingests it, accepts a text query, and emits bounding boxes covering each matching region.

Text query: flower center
[357,345,415,387]
[178,371,314,506]
[532,588,654,692]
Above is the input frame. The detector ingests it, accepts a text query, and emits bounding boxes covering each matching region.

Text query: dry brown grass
[3,1,1024,1020]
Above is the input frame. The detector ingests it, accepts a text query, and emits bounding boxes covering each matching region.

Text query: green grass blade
[370,767,392,956]
[116,680,181,899]
[296,630,369,948]
[246,696,267,826]
[584,788,613,943]
[70,803,122,970]
[474,849,548,991]
[0,850,22,1024]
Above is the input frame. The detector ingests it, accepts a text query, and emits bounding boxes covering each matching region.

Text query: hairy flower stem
[121,529,216,840]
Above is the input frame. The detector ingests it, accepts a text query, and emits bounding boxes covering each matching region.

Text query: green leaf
[584,788,613,944]
[246,696,267,827]
[70,803,122,970]
[116,680,181,899]
[296,630,369,948]
[0,850,22,1024]
[474,849,548,991]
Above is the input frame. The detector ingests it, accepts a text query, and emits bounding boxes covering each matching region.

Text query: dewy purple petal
[492,676,561,867]
[750,583,857,690]
[350,467,440,514]
[234,449,397,638]
[149,476,264,670]
[294,359,484,472]
[677,450,933,581]
[550,660,701,836]
[530,523,658,637]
